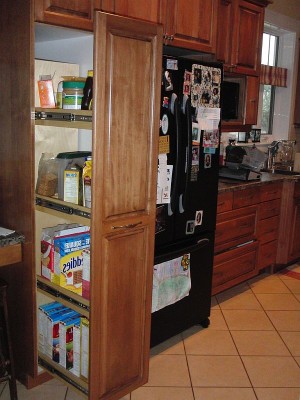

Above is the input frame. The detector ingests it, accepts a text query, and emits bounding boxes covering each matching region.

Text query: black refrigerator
[151,55,222,347]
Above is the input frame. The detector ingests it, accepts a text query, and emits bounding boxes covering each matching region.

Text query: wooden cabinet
[213,182,282,295]
[1,5,162,399]
[244,75,260,125]
[216,0,267,76]
[257,182,282,270]
[213,187,259,294]
[277,180,300,266]
[103,0,161,22]
[161,0,218,53]
[34,0,102,30]
[293,40,300,126]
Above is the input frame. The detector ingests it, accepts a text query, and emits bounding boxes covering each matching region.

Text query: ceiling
[268,0,300,21]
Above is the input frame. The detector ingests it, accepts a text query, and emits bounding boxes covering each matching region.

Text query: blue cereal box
[53,231,90,296]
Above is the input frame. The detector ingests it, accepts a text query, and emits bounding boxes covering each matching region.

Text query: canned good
[62,81,85,110]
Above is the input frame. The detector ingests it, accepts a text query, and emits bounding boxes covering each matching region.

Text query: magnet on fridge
[195,210,203,226]
[204,154,211,169]
[161,114,169,134]
[186,221,195,235]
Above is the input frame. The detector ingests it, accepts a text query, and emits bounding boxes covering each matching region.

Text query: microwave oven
[221,75,246,122]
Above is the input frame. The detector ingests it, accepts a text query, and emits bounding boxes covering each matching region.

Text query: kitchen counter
[218,171,300,193]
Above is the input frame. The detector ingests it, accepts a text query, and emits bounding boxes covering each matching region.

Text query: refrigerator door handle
[155,237,210,264]
[179,95,192,213]
[169,93,181,216]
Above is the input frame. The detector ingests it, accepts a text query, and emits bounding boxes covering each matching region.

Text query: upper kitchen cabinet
[101,0,161,23]
[216,0,269,76]
[34,0,102,30]
[161,0,218,53]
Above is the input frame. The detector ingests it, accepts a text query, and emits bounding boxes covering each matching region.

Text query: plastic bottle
[62,81,85,110]
[82,157,92,208]
[81,71,93,110]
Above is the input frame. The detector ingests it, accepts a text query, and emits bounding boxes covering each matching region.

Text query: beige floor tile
[254,388,300,400]
[194,387,257,400]
[208,309,228,330]
[1,381,67,400]
[296,357,300,367]
[131,386,194,400]
[255,293,300,310]
[183,329,238,355]
[283,279,300,294]
[151,334,185,355]
[247,273,280,285]
[222,309,274,330]
[267,310,300,331]
[242,355,300,387]
[279,331,300,356]
[231,330,290,355]
[187,355,251,387]
[278,264,300,280]
[249,276,291,293]
[217,292,262,310]
[296,294,300,302]
[144,355,191,387]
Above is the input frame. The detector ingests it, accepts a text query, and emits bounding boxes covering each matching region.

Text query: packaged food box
[46,308,78,362]
[41,223,90,291]
[59,315,81,370]
[38,301,62,353]
[53,231,90,296]
[80,317,89,381]
[72,319,81,377]
[82,248,90,300]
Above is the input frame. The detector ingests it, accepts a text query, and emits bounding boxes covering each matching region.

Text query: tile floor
[1,263,300,400]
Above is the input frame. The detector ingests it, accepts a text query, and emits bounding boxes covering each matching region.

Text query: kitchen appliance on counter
[219,144,263,181]
[151,55,222,347]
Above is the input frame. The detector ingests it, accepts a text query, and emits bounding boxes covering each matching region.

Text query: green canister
[62,81,85,110]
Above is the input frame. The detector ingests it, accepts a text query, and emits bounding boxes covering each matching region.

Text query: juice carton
[53,231,90,296]
[72,319,81,377]
[80,317,89,381]
[38,303,66,354]
[59,315,81,370]
[41,223,89,284]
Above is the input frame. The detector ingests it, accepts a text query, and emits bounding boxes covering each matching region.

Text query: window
[260,33,279,134]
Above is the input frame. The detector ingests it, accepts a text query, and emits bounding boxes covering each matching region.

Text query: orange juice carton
[82,248,90,300]
[59,315,81,370]
[53,231,90,296]
[41,223,89,282]
[46,308,78,363]
[80,317,89,381]
[72,319,81,377]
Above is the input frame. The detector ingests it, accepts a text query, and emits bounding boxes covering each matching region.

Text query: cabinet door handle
[112,222,142,230]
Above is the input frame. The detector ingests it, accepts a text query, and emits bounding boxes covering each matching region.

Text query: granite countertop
[218,172,300,193]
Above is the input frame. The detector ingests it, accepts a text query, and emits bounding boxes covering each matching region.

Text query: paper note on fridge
[157,164,173,204]
[197,107,220,130]
[152,254,191,313]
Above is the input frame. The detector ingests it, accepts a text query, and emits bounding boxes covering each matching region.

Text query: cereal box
[82,249,90,300]
[72,319,81,377]
[53,231,90,296]
[59,315,81,370]
[80,317,89,381]
[41,223,89,287]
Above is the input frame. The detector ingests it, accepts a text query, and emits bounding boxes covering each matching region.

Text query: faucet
[266,140,283,171]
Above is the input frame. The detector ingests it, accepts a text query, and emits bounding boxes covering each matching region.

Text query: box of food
[72,319,81,377]
[41,224,90,292]
[80,317,89,381]
[53,231,90,296]
[82,248,90,300]
[59,314,81,370]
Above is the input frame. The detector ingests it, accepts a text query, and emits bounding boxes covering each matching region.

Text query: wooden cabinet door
[34,0,101,30]
[90,12,162,399]
[216,0,234,64]
[244,75,260,125]
[231,0,264,75]
[112,0,161,23]
[164,0,217,52]
[289,197,300,261]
